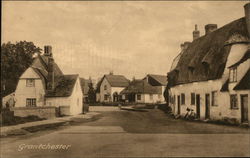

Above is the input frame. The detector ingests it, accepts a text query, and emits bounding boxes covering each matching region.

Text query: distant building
[167,3,250,125]
[95,73,130,102]
[15,46,83,115]
[121,74,167,104]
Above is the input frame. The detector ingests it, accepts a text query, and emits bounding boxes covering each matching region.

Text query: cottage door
[196,94,200,118]
[241,95,248,123]
[177,95,181,115]
[205,93,210,119]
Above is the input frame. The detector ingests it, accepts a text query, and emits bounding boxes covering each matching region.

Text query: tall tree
[87,79,96,104]
[1,41,42,98]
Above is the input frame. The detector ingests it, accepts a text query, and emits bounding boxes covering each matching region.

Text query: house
[14,45,83,116]
[167,3,250,125]
[120,74,167,104]
[95,73,130,102]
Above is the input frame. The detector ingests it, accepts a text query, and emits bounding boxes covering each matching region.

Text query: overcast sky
[2,1,247,81]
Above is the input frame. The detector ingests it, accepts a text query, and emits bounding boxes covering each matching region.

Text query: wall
[69,77,83,115]
[11,106,56,119]
[111,87,126,101]
[15,67,45,107]
[100,78,111,102]
[59,106,70,116]
[135,94,162,103]
[46,77,83,115]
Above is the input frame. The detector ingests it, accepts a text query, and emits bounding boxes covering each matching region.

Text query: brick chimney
[45,45,54,91]
[193,24,200,40]
[44,45,52,57]
[244,3,250,37]
[205,24,217,35]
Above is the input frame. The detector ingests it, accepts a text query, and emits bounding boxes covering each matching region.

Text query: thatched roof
[146,74,167,86]
[168,17,250,87]
[120,79,162,94]
[234,68,250,90]
[45,74,78,97]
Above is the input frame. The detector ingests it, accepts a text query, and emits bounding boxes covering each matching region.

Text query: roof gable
[147,74,167,86]
[104,75,129,87]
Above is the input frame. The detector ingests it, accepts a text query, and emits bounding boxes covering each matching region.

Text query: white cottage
[96,73,129,102]
[167,3,250,125]
[121,74,167,104]
[15,45,83,115]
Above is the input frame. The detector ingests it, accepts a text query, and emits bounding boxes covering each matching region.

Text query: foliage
[1,41,42,97]
[87,81,96,103]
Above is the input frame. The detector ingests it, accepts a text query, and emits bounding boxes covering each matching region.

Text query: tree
[1,41,42,98]
[87,80,96,104]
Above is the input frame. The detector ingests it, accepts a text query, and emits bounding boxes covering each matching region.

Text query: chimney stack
[45,45,54,91]
[205,24,217,35]
[44,45,52,57]
[193,24,200,40]
[109,71,113,75]
[244,3,250,37]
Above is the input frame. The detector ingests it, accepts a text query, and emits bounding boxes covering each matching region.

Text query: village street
[1,107,250,158]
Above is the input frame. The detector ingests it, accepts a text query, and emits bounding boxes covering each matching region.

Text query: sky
[2,1,248,81]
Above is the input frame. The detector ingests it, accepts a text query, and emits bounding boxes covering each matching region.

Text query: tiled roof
[121,79,162,94]
[45,74,78,97]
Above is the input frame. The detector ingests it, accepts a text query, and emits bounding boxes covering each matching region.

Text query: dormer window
[26,79,35,87]
[229,67,237,82]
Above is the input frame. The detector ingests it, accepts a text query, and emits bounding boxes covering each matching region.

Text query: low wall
[11,106,56,119]
[59,106,70,116]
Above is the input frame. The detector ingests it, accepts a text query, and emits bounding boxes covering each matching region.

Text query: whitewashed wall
[15,68,45,107]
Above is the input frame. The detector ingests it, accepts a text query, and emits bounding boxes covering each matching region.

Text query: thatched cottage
[167,3,250,125]
[95,73,130,102]
[14,46,83,116]
[121,74,167,103]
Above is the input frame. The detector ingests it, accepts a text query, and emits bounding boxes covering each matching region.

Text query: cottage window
[181,93,185,105]
[230,94,238,109]
[229,67,237,82]
[137,94,141,100]
[104,85,107,90]
[26,98,36,107]
[211,91,218,106]
[26,79,35,87]
[150,94,153,100]
[104,94,109,101]
[191,93,195,105]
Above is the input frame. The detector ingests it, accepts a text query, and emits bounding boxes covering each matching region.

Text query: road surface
[1,107,249,157]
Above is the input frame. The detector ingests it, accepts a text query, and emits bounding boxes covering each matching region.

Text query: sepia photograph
[1,0,250,157]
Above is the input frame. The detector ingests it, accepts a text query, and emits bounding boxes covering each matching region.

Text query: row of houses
[167,3,250,124]
[95,73,167,104]
[4,45,167,118]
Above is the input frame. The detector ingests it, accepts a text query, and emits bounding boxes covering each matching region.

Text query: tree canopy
[1,41,42,97]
